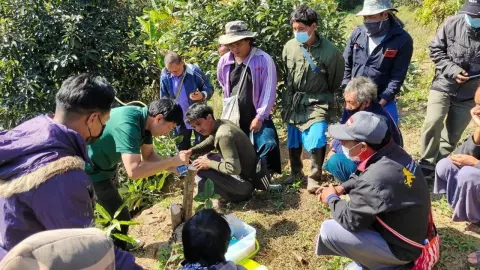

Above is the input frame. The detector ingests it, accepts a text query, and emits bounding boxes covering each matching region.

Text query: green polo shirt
[86,106,153,183]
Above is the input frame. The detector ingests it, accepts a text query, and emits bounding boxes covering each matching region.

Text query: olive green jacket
[282,33,344,131]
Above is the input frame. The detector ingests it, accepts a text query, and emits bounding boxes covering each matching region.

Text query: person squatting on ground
[86,99,189,249]
[323,76,403,182]
[217,20,281,176]
[185,103,257,202]
[342,0,413,125]
[0,73,142,269]
[281,4,345,193]
[316,111,430,270]
[434,86,480,268]
[160,51,214,151]
[419,0,480,177]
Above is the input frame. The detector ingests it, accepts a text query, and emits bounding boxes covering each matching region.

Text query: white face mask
[342,143,363,162]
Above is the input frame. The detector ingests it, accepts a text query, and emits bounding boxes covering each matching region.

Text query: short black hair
[185,103,214,123]
[182,209,231,266]
[148,99,183,125]
[55,73,116,115]
[290,5,319,26]
[164,51,183,66]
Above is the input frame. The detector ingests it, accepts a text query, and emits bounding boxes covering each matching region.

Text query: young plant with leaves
[194,178,221,211]
[94,203,139,246]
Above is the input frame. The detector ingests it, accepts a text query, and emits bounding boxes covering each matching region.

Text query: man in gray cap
[342,0,413,125]
[315,111,431,270]
[419,0,480,180]
[217,20,281,177]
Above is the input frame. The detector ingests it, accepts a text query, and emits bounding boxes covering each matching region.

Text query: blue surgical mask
[465,14,480,29]
[294,30,311,44]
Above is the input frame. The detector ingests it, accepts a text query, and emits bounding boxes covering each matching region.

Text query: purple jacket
[217,48,277,121]
[0,115,141,270]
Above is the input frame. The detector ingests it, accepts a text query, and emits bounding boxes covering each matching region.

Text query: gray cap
[218,20,257,45]
[356,0,398,16]
[328,111,388,144]
[460,0,480,17]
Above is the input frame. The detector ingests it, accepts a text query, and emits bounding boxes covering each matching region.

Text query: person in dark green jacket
[281,5,344,193]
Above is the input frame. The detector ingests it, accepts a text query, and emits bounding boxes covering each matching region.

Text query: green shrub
[414,0,461,26]
[0,1,156,128]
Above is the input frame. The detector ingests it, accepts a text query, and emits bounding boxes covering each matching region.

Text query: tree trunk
[182,168,195,221]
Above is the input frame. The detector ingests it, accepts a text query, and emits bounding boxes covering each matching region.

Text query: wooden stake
[182,168,195,221]
[170,203,182,232]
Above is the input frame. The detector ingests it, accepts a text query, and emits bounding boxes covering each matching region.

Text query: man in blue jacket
[160,51,214,150]
[0,74,141,269]
[323,76,403,182]
[342,0,413,124]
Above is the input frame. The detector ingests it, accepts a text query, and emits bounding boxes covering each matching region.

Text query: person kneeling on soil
[434,86,480,268]
[323,76,403,183]
[86,98,189,250]
[180,209,245,270]
[184,103,256,202]
[316,111,431,270]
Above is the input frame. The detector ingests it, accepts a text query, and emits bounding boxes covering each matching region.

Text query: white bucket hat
[218,20,257,45]
[356,0,398,16]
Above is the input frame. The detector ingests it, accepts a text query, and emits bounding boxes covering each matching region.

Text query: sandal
[467,250,480,268]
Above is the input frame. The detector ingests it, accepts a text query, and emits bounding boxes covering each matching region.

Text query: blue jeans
[323,153,357,182]
[383,101,399,125]
[252,119,281,174]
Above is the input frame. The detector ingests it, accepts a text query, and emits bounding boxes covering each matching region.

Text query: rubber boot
[307,146,326,194]
[282,147,304,185]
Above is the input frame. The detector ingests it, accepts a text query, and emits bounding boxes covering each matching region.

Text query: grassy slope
[131,6,480,270]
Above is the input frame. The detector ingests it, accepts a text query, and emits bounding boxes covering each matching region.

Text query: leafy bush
[138,0,346,94]
[414,0,461,26]
[338,0,363,11]
[0,1,157,128]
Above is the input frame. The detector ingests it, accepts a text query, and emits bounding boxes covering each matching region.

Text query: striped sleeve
[256,52,277,120]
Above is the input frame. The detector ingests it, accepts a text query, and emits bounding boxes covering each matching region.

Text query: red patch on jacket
[384,49,398,58]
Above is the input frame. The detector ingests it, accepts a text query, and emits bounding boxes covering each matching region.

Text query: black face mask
[364,18,390,37]
[86,117,106,145]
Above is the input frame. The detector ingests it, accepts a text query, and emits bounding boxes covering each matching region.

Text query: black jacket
[329,141,431,261]
[343,17,413,102]
[430,14,480,100]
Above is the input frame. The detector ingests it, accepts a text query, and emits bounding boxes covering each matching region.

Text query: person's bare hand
[456,70,469,84]
[379,99,388,106]
[450,154,479,167]
[189,91,204,101]
[317,184,338,205]
[250,117,263,133]
[316,185,344,196]
[192,155,210,171]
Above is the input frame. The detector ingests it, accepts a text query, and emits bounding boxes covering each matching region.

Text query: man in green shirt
[184,103,256,202]
[86,99,189,249]
[282,5,344,193]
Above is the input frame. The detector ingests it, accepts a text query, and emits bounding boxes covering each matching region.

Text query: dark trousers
[93,175,131,250]
[175,124,205,151]
[196,154,254,202]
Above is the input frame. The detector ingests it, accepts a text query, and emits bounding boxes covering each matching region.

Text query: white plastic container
[224,214,257,263]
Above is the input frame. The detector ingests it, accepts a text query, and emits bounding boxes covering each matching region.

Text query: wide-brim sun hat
[356,0,398,16]
[218,20,258,45]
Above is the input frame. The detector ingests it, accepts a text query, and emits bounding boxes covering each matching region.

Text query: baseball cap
[328,111,388,144]
[461,0,480,17]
